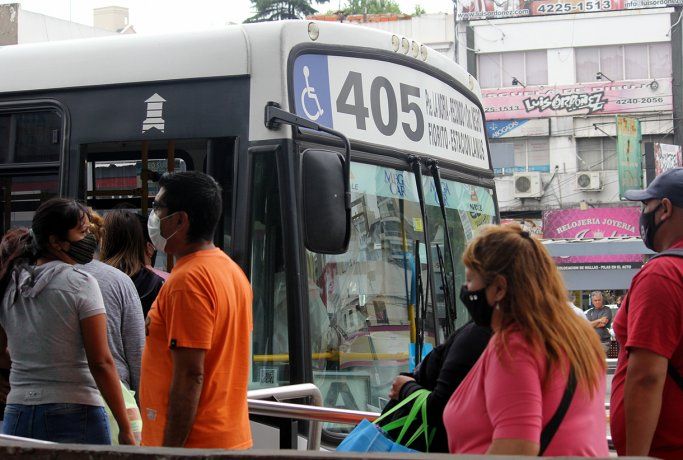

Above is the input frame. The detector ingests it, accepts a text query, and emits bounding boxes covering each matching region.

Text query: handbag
[337,389,435,453]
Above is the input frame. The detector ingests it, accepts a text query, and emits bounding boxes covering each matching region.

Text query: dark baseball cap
[623,167,683,207]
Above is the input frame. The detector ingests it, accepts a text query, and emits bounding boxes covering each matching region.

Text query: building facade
[0,3,125,46]
[331,9,675,223]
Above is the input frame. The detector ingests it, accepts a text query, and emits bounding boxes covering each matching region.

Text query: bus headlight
[411,41,419,58]
[420,45,428,61]
[391,35,400,52]
[308,22,320,41]
[401,37,410,54]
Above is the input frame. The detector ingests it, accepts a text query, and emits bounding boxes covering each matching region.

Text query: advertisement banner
[654,143,683,175]
[501,218,543,237]
[485,119,550,138]
[482,79,672,121]
[542,207,642,267]
[616,116,643,199]
[458,0,683,21]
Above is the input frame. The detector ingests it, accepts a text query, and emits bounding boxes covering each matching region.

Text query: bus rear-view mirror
[301,149,350,255]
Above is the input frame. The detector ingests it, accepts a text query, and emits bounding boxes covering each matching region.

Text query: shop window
[577,138,617,171]
[576,44,672,82]
[491,138,550,174]
[477,51,548,88]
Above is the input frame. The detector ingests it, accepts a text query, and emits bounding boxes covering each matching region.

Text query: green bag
[104,381,142,445]
[374,389,436,452]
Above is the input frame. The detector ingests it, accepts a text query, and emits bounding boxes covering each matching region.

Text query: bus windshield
[308,162,495,422]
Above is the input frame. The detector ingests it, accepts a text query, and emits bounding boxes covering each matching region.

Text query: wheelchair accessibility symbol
[300,66,324,121]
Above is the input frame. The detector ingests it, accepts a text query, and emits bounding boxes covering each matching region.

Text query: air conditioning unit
[576,172,602,191]
[513,172,543,198]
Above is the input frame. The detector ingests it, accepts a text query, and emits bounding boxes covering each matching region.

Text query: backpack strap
[649,248,683,261]
[668,364,683,391]
[645,248,683,390]
[539,367,577,456]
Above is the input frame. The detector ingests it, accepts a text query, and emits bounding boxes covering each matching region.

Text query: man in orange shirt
[140,171,253,449]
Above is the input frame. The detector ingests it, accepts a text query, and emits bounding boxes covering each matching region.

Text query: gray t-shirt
[585,306,613,342]
[0,261,105,406]
[80,261,145,394]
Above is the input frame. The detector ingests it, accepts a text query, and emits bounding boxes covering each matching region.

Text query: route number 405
[335,71,425,142]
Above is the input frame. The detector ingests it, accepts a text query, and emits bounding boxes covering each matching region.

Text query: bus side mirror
[301,149,350,254]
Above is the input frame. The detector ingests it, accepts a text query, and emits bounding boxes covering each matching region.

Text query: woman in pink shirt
[443,224,608,456]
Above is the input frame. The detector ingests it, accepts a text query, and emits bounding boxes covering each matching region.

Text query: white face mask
[148,209,179,253]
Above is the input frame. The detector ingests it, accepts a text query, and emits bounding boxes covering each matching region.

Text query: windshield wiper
[410,156,441,350]
[428,160,458,332]
[435,244,454,338]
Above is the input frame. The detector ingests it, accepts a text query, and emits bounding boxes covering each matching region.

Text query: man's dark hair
[158,171,222,243]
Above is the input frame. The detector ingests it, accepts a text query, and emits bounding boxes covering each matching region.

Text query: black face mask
[459,284,494,328]
[66,234,98,265]
[639,203,663,251]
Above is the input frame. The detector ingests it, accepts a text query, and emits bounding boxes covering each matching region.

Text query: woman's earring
[495,303,501,310]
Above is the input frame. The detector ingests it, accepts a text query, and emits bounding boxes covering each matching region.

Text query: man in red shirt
[610,167,683,460]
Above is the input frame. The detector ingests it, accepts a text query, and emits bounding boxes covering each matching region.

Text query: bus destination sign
[291,53,490,171]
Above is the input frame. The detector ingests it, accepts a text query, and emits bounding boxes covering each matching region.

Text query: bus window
[0,174,59,234]
[0,111,62,164]
[305,162,496,431]
[82,138,239,271]
[0,116,9,163]
[250,153,289,390]
[82,138,235,255]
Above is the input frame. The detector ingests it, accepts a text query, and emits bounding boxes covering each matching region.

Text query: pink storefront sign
[542,207,642,265]
[482,79,672,121]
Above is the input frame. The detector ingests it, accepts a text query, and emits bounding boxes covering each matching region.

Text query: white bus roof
[0,20,479,97]
[0,21,486,160]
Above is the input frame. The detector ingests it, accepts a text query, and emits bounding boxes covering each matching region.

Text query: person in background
[100,210,164,318]
[567,293,587,320]
[443,224,607,456]
[140,171,253,449]
[0,199,134,444]
[611,167,683,460]
[585,291,612,354]
[387,320,492,452]
[79,210,145,395]
[135,213,169,281]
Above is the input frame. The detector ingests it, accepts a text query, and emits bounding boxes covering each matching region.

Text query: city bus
[0,20,498,447]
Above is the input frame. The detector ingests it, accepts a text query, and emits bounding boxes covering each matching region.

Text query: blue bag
[336,419,416,453]
[337,389,434,453]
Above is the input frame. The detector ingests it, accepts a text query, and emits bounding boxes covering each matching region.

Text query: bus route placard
[291,53,490,171]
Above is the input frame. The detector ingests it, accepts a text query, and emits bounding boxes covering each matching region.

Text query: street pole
[453,0,459,64]
[671,7,683,147]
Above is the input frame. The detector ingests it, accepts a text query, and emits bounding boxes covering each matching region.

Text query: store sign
[482,79,672,121]
[458,0,683,21]
[616,116,643,199]
[485,119,550,138]
[654,143,683,175]
[501,218,543,237]
[292,53,489,170]
[543,207,642,267]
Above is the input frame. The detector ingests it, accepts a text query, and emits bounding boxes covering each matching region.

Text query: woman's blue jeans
[2,403,110,444]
